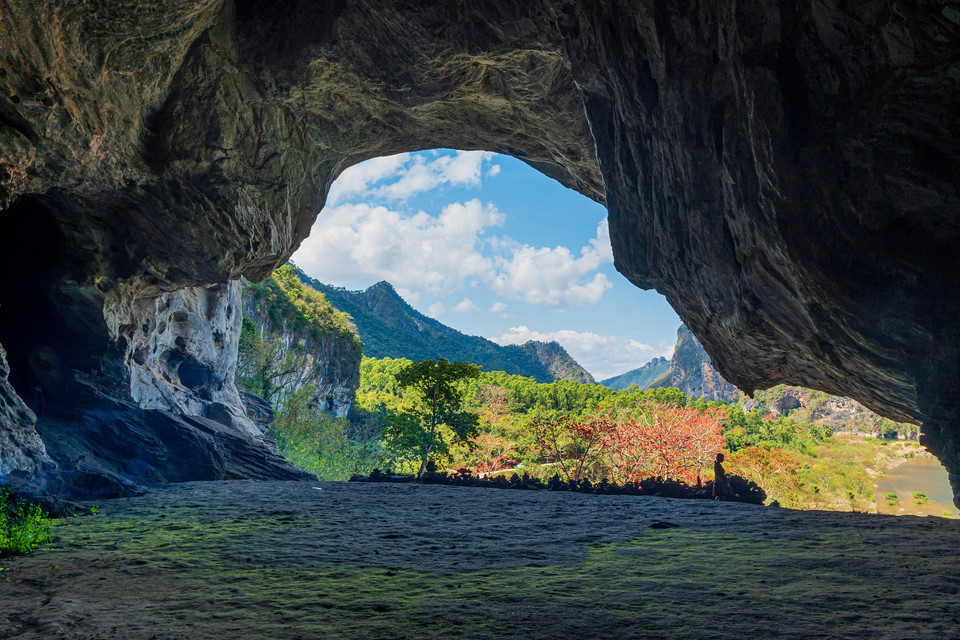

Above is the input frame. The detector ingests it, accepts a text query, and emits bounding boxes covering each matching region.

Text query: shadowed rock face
[0,1,958,503]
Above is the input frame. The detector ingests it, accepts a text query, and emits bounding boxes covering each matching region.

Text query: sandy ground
[1,480,959,640]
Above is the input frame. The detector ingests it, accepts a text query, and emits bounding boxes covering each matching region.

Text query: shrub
[0,490,52,557]
[883,492,899,505]
[912,491,929,505]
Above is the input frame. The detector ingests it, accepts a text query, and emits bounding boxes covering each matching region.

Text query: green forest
[232,267,930,514]
[242,336,924,512]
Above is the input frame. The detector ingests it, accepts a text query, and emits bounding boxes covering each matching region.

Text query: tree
[236,318,308,405]
[467,432,518,475]
[386,358,481,476]
[531,410,613,482]
[601,404,725,483]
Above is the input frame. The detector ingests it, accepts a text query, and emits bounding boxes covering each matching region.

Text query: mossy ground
[2,481,958,639]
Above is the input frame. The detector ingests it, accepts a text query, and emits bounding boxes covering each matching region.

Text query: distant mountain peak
[291,267,594,383]
[368,280,398,294]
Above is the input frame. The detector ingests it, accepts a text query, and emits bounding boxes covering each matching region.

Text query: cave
[0,1,958,507]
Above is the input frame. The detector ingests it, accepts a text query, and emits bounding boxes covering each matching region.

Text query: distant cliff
[296,269,594,384]
[240,266,362,418]
[749,386,919,438]
[518,341,595,384]
[667,326,741,402]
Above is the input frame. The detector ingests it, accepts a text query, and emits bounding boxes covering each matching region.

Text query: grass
[911,491,929,505]
[0,490,52,557]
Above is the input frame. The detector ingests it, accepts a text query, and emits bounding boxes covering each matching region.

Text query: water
[875,455,959,518]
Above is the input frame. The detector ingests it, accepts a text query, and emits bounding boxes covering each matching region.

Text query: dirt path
[2,481,959,639]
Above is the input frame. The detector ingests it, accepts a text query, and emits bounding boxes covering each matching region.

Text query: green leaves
[386,358,481,476]
[0,491,52,557]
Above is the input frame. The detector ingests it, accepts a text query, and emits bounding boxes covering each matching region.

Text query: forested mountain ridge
[293,267,594,384]
[600,356,671,390]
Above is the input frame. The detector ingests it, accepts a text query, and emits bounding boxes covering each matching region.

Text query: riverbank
[2,480,959,639]
[875,453,960,518]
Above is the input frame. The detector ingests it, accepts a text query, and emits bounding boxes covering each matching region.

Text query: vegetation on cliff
[243,265,360,346]
[237,267,368,479]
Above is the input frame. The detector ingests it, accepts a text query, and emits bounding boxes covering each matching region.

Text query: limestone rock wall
[241,293,360,419]
[668,326,741,403]
[0,344,50,480]
[103,280,259,435]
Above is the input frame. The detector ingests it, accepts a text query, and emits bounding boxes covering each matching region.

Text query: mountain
[600,327,738,401]
[600,356,671,390]
[668,326,741,402]
[294,269,595,384]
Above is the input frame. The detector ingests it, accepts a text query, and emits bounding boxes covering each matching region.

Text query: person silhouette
[713,453,729,500]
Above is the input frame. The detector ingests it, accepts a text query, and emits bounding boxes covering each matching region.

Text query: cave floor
[1,481,959,640]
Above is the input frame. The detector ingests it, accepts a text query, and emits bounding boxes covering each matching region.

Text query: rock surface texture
[241,283,361,418]
[104,281,259,434]
[0,1,959,503]
[0,345,50,480]
[668,326,741,403]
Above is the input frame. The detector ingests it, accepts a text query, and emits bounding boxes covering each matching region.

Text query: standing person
[713,453,729,500]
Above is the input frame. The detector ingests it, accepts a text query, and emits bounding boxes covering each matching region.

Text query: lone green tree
[385,357,481,476]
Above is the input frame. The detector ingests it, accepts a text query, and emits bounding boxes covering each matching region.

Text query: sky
[291,149,682,380]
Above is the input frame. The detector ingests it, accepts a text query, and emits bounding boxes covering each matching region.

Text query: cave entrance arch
[1,0,958,505]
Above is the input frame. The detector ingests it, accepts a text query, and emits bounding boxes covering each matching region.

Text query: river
[875,455,959,517]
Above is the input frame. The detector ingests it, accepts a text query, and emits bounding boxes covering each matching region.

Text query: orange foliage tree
[469,432,518,474]
[531,405,725,484]
[531,411,614,481]
[601,404,725,483]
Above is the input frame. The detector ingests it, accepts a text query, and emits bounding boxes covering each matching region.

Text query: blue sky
[292,149,681,380]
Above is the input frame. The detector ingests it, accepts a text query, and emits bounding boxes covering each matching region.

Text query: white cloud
[492,325,661,380]
[292,198,504,293]
[491,220,614,308]
[326,154,411,205]
[427,302,446,317]
[452,298,481,313]
[488,302,508,313]
[325,150,498,205]
[372,151,496,201]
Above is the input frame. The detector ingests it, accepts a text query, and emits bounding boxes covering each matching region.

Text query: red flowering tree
[601,404,725,484]
[469,432,518,475]
[531,410,614,481]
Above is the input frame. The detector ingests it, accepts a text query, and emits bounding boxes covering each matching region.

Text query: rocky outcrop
[753,385,921,439]
[1,1,959,503]
[103,281,259,434]
[668,326,741,402]
[0,344,50,481]
[241,292,361,419]
[516,341,596,385]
